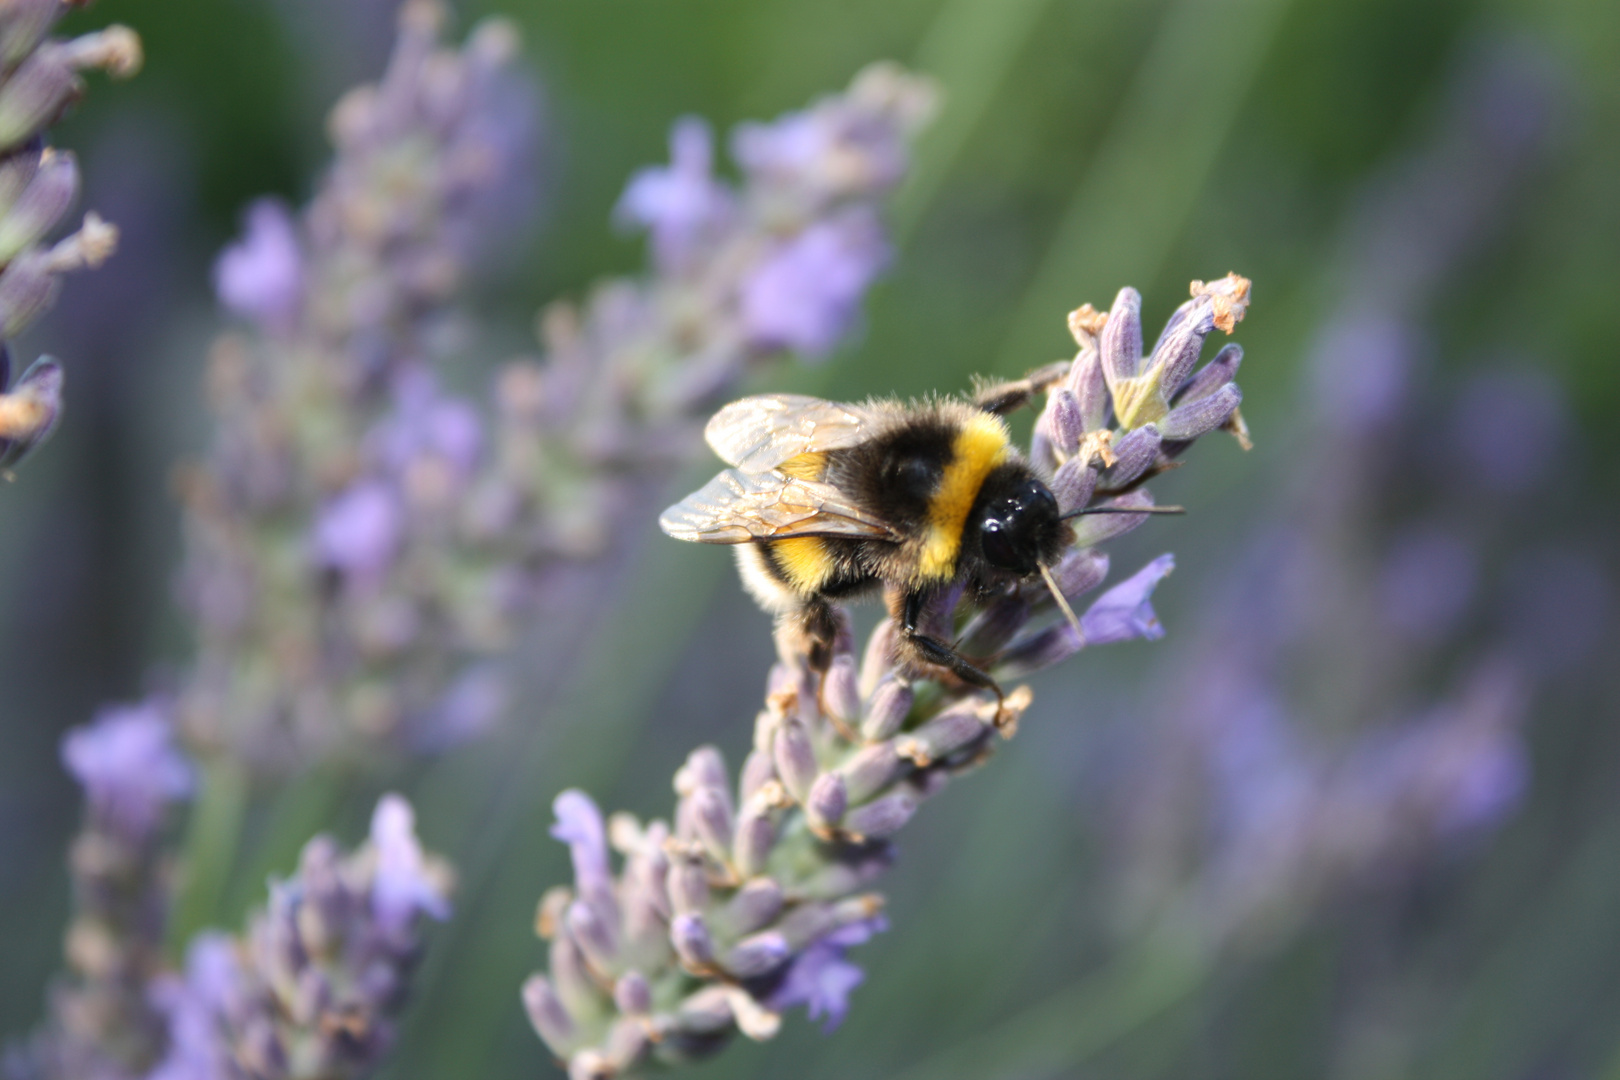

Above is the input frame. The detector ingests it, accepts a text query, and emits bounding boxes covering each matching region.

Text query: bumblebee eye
[977,480,1059,574]
[980,516,1023,571]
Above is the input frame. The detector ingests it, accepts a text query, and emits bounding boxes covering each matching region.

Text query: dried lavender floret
[522,281,1252,1075]
[0,1,139,477]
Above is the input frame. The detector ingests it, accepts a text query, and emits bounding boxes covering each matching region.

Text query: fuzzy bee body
[661,373,1077,695]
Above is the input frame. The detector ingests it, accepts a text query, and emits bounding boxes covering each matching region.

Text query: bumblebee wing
[660,468,899,544]
[705,394,883,473]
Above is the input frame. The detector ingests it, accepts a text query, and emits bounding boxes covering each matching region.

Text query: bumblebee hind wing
[659,468,898,544]
[705,394,883,473]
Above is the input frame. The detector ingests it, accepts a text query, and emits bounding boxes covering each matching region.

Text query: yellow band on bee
[918,412,1010,581]
[771,535,835,593]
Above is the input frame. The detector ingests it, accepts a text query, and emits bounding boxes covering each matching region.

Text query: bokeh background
[3,0,1619,1078]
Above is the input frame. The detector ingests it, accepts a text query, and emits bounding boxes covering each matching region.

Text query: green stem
[166,755,249,955]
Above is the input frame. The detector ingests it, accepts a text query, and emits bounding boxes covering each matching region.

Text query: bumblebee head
[971,470,1069,577]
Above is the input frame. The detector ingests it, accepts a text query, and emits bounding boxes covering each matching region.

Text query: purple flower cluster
[8,705,191,1080]
[178,25,935,773]
[0,0,141,475]
[522,280,1250,1076]
[144,795,451,1080]
[176,0,540,770]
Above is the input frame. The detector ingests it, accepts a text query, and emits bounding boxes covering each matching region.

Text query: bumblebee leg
[972,360,1072,416]
[898,590,1004,703]
[794,596,841,673]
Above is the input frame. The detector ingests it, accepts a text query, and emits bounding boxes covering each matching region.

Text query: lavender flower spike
[144,794,453,1080]
[178,24,935,772]
[523,281,1253,1074]
[9,702,191,1080]
[0,1,140,476]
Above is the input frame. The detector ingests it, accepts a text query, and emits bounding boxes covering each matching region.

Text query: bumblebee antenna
[1038,562,1085,642]
[1059,504,1185,522]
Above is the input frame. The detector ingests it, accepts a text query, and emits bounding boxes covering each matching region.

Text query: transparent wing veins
[704,394,882,473]
[659,468,898,544]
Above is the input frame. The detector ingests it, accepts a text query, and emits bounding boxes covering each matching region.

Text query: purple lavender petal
[551,789,612,898]
[767,916,886,1033]
[1080,554,1174,645]
[311,480,401,579]
[369,793,450,934]
[213,198,304,334]
[739,209,889,358]
[60,699,192,836]
[146,934,241,1080]
[615,116,734,272]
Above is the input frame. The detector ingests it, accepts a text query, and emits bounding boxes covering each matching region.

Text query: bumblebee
[660,366,1167,699]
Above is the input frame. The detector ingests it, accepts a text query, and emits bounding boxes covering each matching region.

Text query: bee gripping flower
[522,280,1252,1075]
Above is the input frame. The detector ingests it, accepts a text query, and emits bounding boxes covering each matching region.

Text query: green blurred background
[3,0,1619,1077]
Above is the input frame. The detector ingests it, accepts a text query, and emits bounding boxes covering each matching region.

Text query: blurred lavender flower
[178,14,936,771]
[1107,40,1573,955]
[143,795,452,1080]
[521,279,1250,1075]
[6,704,190,1080]
[212,199,303,336]
[0,0,140,477]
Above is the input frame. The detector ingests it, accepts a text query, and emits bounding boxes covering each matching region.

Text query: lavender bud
[841,789,918,840]
[738,748,776,802]
[613,971,652,1016]
[0,249,57,339]
[673,986,735,1035]
[956,596,1029,663]
[550,932,600,1016]
[1098,286,1143,383]
[732,801,776,879]
[0,147,75,263]
[0,0,59,66]
[1050,456,1098,515]
[689,785,734,867]
[671,912,716,970]
[1103,424,1162,488]
[1160,382,1241,441]
[566,898,619,970]
[1067,342,1110,431]
[897,704,989,767]
[1047,389,1084,455]
[1053,547,1110,599]
[772,717,818,804]
[858,618,897,696]
[822,655,861,726]
[667,851,710,914]
[1069,491,1156,549]
[859,675,913,742]
[675,746,730,797]
[725,931,792,978]
[995,623,1082,678]
[1175,342,1242,404]
[806,771,848,831]
[523,975,576,1052]
[721,877,784,937]
[604,1017,651,1071]
[837,743,907,805]
[1144,298,1212,395]
[0,49,79,150]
